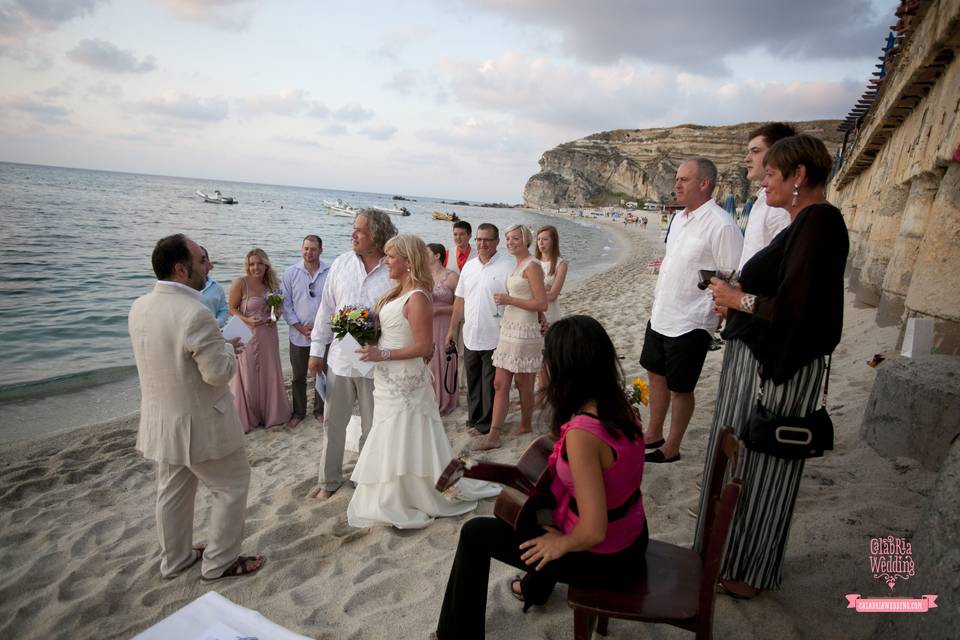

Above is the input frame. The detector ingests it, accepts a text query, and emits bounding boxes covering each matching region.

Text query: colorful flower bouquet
[330,304,380,346]
[627,376,649,409]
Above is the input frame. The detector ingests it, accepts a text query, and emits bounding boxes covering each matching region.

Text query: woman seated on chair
[435,315,649,640]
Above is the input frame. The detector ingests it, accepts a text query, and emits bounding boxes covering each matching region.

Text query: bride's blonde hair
[376,234,434,312]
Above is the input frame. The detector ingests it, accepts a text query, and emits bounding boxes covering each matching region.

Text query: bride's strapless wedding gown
[347,289,500,529]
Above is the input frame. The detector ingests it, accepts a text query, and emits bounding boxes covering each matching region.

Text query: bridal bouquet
[330,304,380,346]
[626,376,649,409]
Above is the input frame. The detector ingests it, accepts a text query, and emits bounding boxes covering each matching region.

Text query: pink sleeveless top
[548,414,646,554]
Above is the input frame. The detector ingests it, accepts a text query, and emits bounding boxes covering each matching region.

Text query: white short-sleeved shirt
[650,200,744,337]
[454,250,514,352]
[739,188,791,270]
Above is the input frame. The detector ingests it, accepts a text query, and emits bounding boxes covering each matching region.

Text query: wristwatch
[380,349,391,361]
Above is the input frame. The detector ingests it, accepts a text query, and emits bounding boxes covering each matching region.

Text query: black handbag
[744,355,833,459]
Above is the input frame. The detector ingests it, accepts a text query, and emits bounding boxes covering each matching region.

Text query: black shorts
[639,321,711,393]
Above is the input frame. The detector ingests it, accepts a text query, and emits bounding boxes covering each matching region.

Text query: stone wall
[829,0,960,354]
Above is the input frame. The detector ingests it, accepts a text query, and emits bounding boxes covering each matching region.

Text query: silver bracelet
[740,294,756,314]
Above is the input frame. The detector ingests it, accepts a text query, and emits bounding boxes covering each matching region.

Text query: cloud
[325,123,348,136]
[157,0,254,30]
[375,26,434,60]
[1,0,106,61]
[275,136,330,150]
[361,123,397,141]
[333,102,375,123]
[87,81,123,98]
[66,38,157,73]
[384,69,419,95]
[132,92,229,123]
[1,95,71,123]
[460,0,895,73]
[235,88,328,118]
[435,52,860,135]
[36,79,74,98]
[417,116,534,154]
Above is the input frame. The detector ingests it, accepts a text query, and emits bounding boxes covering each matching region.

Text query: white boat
[369,204,411,216]
[323,198,358,217]
[196,189,238,204]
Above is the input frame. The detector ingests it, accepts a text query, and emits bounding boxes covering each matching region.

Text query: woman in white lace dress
[478,224,548,450]
[349,234,499,529]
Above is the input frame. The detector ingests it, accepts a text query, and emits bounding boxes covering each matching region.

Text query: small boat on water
[432,211,460,222]
[323,198,358,217]
[197,189,238,204]
[369,204,411,216]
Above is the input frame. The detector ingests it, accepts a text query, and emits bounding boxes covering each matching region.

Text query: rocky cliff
[522,121,844,208]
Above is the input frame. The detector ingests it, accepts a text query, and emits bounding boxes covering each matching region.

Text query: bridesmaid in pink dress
[428,244,460,416]
[228,248,292,432]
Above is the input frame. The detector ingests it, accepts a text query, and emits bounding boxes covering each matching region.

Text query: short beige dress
[492,257,543,373]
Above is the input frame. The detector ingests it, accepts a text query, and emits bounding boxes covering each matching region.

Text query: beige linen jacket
[129,281,244,465]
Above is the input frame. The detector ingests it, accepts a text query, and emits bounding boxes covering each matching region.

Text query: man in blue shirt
[199,246,228,328]
[281,235,330,427]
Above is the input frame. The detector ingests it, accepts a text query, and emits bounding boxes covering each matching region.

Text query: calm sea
[0,161,622,441]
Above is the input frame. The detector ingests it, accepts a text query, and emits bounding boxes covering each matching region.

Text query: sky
[0,0,899,201]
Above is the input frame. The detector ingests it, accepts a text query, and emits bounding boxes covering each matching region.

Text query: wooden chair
[567,427,745,640]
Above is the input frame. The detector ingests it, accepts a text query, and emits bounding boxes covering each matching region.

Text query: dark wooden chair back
[566,427,745,640]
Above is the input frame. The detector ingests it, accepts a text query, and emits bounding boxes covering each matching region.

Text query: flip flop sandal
[645,449,680,463]
[644,438,665,450]
[201,555,265,582]
[163,544,206,580]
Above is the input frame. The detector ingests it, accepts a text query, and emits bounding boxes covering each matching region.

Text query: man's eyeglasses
[475,237,496,243]
[308,281,316,298]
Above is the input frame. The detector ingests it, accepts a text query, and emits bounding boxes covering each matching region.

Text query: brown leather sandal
[201,554,265,582]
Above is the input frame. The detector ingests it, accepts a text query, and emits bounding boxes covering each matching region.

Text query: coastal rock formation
[522,121,843,209]
[830,0,960,354]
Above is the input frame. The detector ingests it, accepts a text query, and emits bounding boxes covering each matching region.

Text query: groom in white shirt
[308,210,396,500]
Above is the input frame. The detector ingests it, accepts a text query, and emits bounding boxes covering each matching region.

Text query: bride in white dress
[349,234,500,529]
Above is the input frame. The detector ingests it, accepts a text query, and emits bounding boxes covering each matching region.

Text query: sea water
[0,161,622,441]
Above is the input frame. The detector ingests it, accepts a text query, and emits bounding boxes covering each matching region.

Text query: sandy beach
[0,219,936,640]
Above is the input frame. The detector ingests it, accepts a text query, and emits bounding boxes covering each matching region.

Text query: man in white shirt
[641,158,743,463]
[307,210,396,499]
[740,123,795,270]
[281,234,330,428]
[445,223,513,433]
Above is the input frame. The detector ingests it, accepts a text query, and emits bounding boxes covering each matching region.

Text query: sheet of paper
[222,315,253,344]
[339,332,375,376]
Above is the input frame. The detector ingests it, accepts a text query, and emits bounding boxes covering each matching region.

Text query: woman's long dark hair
[540,315,641,441]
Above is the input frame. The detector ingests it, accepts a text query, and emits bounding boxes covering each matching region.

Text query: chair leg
[596,615,609,636]
[573,608,596,640]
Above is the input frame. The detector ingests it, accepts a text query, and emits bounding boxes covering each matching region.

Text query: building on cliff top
[828,0,960,355]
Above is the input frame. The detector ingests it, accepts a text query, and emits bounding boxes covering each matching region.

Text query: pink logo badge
[869,536,915,590]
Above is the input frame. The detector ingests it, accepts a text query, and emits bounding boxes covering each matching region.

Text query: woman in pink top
[435,315,648,639]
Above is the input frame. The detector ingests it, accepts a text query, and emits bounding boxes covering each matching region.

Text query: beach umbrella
[723,194,736,215]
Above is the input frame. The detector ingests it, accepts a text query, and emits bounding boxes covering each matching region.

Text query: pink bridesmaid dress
[229,293,292,432]
[430,270,459,416]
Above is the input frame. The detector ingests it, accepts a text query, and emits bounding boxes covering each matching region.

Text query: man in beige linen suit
[129,234,264,581]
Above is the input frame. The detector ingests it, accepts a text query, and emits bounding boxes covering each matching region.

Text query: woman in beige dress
[478,224,547,450]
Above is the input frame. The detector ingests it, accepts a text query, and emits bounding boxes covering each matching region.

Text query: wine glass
[716,266,739,286]
[491,277,506,318]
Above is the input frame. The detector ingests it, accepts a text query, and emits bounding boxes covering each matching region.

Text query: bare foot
[719,579,760,599]
[311,487,335,500]
[509,427,532,438]
[476,430,501,451]
[286,416,303,428]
